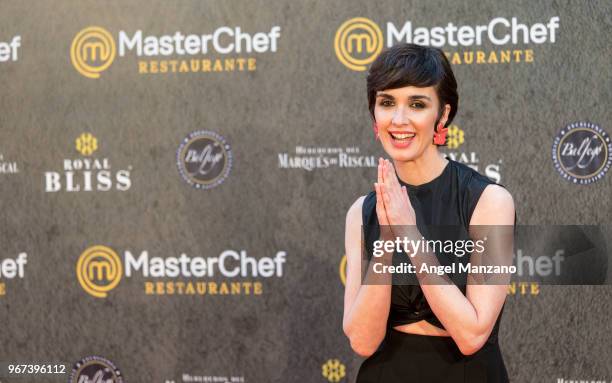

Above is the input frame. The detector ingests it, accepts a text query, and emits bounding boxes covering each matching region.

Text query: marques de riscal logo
[44,133,132,192]
[0,36,21,63]
[71,25,281,77]
[334,16,560,70]
[0,152,19,174]
[69,356,123,383]
[552,121,611,184]
[0,252,27,297]
[278,145,376,171]
[76,245,287,298]
[177,130,232,189]
[181,372,246,382]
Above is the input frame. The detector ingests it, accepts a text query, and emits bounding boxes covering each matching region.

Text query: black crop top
[361,158,509,344]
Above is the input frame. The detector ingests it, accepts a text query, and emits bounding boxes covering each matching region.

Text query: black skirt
[356,329,509,383]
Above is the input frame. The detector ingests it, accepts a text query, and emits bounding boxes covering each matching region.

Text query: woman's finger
[375,182,383,208]
[386,159,401,189]
[380,182,391,208]
[401,185,410,204]
[375,184,380,224]
[384,159,394,189]
[383,160,400,204]
[375,183,389,226]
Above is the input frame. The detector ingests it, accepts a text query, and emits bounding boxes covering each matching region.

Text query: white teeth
[392,133,415,139]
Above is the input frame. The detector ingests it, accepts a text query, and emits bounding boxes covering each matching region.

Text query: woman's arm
[378,159,515,355]
[414,184,515,355]
[342,195,392,358]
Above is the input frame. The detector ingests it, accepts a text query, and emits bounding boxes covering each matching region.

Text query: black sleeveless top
[361,158,509,344]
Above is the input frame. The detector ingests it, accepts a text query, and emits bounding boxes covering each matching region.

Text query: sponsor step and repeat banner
[0,1,610,382]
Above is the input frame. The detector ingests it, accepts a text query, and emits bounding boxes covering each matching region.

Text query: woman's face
[374,85,450,162]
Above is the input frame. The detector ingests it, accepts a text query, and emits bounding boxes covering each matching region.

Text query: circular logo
[76,245,123,298]
[69,356,123,383]
[552,121,611,184]
[334,17,383,71]
[70,26,116,79]
[177,131,232,189]
[339,254,347,286]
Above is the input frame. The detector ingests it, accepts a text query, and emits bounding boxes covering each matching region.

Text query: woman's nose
[391,106,411,126]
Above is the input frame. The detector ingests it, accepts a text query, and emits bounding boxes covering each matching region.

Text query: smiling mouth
[389,132,416,141]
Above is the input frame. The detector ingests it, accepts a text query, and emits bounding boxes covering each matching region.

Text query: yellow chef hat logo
[334,17,383,71]
[70,26,116,79]
[76,245,122,298]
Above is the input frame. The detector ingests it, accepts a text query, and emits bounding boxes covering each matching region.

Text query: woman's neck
[394,147,448,186]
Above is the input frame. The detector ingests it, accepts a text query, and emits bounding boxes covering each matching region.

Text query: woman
[342,43,515,382]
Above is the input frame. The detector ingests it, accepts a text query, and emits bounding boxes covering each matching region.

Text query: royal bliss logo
[44,133,132,192]
[443,124,502,183]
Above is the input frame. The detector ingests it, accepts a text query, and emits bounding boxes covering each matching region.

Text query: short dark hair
[366,43,458,133]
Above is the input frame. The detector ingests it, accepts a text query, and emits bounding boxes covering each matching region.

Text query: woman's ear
[438,104,451,129]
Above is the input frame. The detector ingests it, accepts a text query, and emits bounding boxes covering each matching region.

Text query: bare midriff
[393,320,451,336]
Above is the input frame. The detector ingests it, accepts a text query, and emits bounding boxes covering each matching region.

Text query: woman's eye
[410,103,425,109]
[380,100,394,107]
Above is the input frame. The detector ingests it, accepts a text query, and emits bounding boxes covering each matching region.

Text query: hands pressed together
[374,158,417,231]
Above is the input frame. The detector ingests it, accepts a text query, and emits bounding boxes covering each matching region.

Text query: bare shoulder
[346,195,367,225]
[471,184,515,225]
[345,196,367,258]
[480,184,514,206]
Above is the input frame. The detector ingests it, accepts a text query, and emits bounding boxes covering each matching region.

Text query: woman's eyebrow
[409,95,432,101]
[376,92,432,101]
